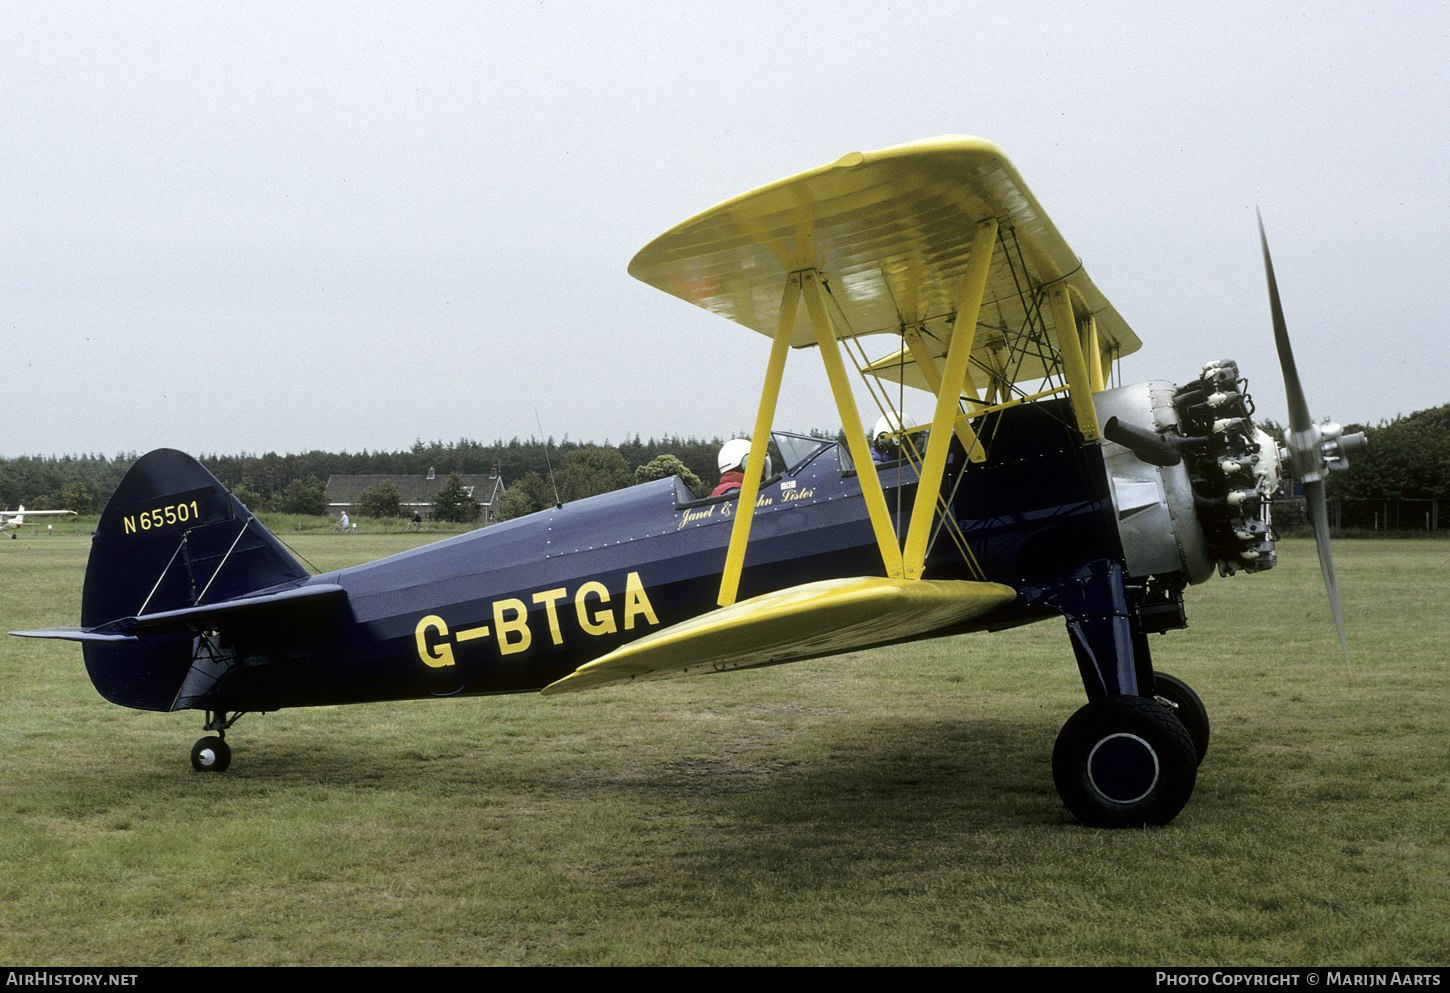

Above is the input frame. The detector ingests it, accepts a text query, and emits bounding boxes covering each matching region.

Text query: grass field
[1,532,1446,966]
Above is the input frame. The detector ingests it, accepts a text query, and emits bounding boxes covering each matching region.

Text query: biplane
[13,136,1364,827]
[2,506,77,538]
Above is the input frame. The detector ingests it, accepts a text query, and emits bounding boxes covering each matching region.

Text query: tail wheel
[1152,671,1210,765]
[1052,696,1197,827]
[191,736,232,773]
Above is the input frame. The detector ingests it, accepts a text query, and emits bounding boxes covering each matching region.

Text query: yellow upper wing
[543,576,1017,694]
[629,135,1139,393]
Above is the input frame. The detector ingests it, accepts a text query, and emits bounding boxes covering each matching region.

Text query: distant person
[339,510,351,532]
[412,510,423,526]
[711,439,771,497]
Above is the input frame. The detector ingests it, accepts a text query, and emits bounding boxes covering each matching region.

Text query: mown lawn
[1,534,1445,965]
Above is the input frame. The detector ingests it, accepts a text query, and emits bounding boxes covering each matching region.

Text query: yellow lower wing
[542,577,1017,694]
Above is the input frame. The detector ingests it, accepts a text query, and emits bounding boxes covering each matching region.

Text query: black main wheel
[191,736,232,772]
[1052,695,1197,828]
[1152,671,1210,765]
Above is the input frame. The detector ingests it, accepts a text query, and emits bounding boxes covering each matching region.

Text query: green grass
[1,536,1446,965]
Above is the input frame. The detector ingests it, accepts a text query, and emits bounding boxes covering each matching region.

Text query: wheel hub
[1086,732,1160,804]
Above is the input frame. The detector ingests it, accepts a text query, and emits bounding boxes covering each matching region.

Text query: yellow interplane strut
[716,269,908,605]
[902,218,997,579]
[802,271,906,580]
[717,273,799,607]
[902,324,942,392]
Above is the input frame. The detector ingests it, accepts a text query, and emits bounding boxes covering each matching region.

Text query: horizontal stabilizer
[90,583,347,636]
[10,628,137,643]
[542,576,1017,694]
[12,583,346,642]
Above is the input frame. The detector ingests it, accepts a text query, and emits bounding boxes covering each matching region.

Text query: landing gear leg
[1034,559,1198,826]
[190,710,246,773]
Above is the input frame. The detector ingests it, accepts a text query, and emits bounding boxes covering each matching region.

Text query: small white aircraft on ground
[1,506,77,538]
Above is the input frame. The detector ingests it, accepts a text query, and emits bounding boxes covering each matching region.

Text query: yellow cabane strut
[1046,285,1100,442]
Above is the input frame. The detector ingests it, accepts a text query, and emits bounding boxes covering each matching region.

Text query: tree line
[1255,403,1450,509]
[1321,404,1450,503]
[0,435,727,518]
[5,404,1446,526]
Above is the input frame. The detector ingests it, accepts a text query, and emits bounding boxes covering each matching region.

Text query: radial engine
[1097,359,1283,588]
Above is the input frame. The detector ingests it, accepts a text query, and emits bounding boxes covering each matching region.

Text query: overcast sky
[5,1,1446,458]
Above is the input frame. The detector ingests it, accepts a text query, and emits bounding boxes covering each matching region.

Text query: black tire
[191,736,232,773]
[1153,671,1210,766]
[1052,696,1197,828]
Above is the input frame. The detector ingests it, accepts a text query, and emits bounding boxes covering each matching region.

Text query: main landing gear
[190,710,245,772]
[1051,694,1198,828]
[1030,560,1209,827]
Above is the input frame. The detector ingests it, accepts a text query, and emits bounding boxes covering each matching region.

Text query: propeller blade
[1259,210,1348,657]
[1302,478,1348,656]
[1257,210,1313,434]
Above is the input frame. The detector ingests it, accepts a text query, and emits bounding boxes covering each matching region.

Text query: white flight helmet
[717,438,771,478]
[872,413,917,457]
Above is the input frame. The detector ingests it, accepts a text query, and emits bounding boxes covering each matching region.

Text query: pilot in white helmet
[711,439,772,497]
[871,413,919,462]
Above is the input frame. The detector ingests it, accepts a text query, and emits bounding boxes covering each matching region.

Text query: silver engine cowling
[1096,360,1281,585]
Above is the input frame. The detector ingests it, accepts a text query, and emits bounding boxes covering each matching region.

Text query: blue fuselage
[215,403,1117,711]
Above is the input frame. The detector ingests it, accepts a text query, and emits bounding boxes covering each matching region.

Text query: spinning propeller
[1258,210,1367,654]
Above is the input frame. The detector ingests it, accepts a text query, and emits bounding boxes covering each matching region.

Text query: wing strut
[717,267,914,605]
[717,273,799,606]
[802,270,907,580]
[718,222,1007,600]
[903,217,997,578]
[1082,314,1106,392]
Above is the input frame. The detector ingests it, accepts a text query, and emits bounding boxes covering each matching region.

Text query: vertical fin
[80,449,309,711]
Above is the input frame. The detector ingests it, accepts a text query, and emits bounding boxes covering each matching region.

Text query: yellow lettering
[493,599,532,655]
[128,500,208,536]
[415,615,455,668]
[678,505,719,529]
[575,582,616,636]
[623,572,658,631]
[532,588,568,645]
